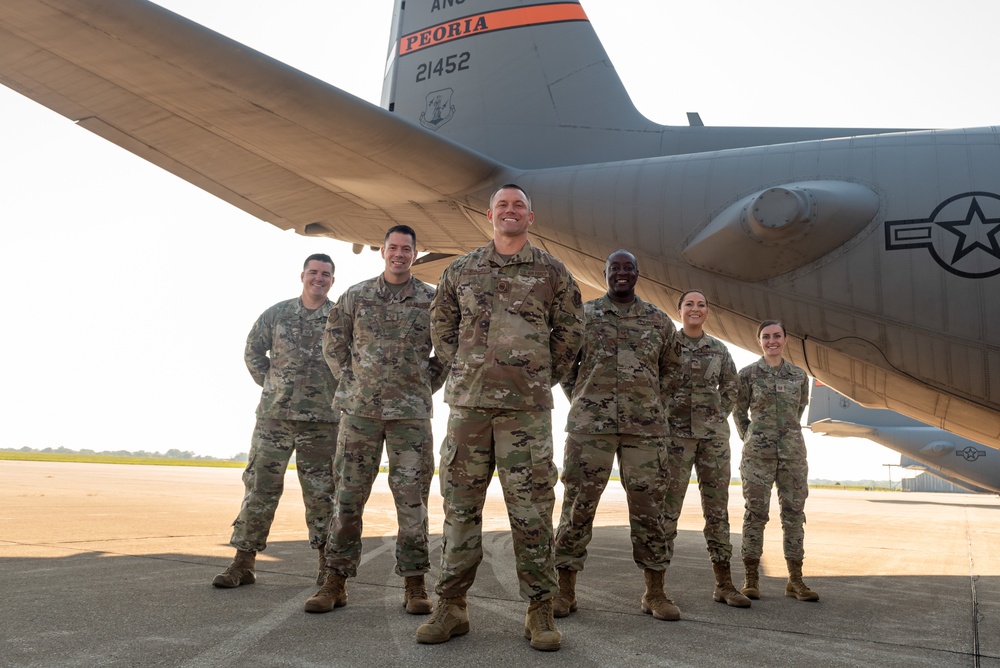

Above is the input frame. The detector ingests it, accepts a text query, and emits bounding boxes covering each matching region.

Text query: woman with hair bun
[663,290,750,608]
[735,320,818,602]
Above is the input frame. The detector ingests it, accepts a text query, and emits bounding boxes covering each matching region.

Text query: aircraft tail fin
[381,0,657,168]
[808,388,1000,494]
[807,381,924,431]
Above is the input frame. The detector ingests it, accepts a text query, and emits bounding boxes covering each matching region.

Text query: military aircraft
[808,381,999,494]
[1,0,998,451]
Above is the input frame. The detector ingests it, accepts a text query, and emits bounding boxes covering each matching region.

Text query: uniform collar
[681,331,707,348]
[485,239,534,266]
[597,293,643,316]
[756,357,787,374]
[375,273,415,301]
[295,297,332,318]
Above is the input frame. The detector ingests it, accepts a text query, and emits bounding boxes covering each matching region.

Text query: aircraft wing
[0,0,500,252]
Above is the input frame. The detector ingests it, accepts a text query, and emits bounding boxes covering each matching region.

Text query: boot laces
[222,563,244,576]
[534,600,556,632]
[405,580,428,599]
[647,590,668,605]
[428,598,454,624]
[318,575,343,597]
[718,581,739,594]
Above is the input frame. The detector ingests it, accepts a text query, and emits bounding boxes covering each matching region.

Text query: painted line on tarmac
[180,539,396,667]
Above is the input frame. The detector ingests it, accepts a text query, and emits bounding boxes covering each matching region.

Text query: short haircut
[605,248,637,268]
[304,253,335,273]
[489,183,531,210]
[757,319,786,338]
[677,289,708,309]
[384,224,417,246]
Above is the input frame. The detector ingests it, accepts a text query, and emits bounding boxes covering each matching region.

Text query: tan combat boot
[639,569,681,621]
[741,557,760,599]
[524,599,561,651]
[785,559,819,601]
[712,560,752,608]
[304,572,348,613]
[415,596,470,644]
[211,549,256,588]
[315,545,327,585]
[403,575,433,615]
[552,568,577,618]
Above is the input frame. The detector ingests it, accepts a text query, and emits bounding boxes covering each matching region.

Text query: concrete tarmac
[1,460,997,667]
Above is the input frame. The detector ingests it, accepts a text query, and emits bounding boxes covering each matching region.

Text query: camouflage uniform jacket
[666,333,737,440]
[245,297,339,423]
[735,358,809,459]
[324,274,444,420]
[431,240,584,411]
[563,295,677,436]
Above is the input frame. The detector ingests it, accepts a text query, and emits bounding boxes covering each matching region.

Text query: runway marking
[965,505,982,668]
[179,540,397,667]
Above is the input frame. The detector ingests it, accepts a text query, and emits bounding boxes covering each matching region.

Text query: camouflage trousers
[740,455,809,562]
[229,418,338,552]
[437,406,558,602]
[662,436,734,564]
[325,414,433,578]
[554,433,670,572]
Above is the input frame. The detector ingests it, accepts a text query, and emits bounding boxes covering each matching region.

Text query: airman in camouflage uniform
[552,249,681,622]
[212,254,340,589]
[662,290,750,608]
[417,184,583,652]
[305,225,444,616]
[735,320,818,602]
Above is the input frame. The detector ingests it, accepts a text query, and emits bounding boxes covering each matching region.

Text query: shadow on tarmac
[864,497,1000,510]
[2,526,995,668]
[2,463,996,667]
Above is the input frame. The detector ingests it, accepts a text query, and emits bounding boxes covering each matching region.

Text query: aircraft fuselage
[505,127,1000,450]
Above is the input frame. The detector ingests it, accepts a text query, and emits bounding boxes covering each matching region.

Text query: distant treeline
[3,446,248,462]
[3,448,892,487]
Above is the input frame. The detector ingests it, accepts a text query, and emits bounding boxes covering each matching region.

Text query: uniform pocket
[658,439,673,471]
[439,432,459,467]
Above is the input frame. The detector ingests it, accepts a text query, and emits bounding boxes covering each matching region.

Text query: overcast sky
[3,0,998,480]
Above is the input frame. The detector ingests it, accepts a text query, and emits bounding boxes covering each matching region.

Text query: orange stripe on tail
[399,3,588,56]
